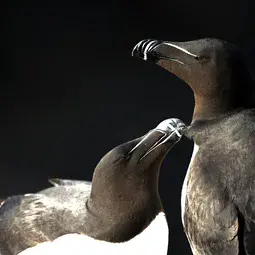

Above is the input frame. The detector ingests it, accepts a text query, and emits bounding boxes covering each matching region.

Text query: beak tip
[131,41,140,57]
[131,45,140,58]
[132,39,163,62]
[155,118,187,138]
[131,48,136,57]
[131,49,146,61]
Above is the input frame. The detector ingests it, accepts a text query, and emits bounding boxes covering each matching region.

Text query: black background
[3,1,255,254]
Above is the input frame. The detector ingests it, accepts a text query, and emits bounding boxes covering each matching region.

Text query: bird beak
[132,39,198,66]
[128,118,186,161]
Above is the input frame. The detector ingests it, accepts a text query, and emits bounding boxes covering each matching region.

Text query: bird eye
[195,55,210,61]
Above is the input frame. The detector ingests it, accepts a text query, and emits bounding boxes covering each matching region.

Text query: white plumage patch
[181,143,199,225]
[0,200,5,207]
[18,212,169,255]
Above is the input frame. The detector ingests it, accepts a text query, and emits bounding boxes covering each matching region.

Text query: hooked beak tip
[128,118,186,157]
[132,39,163,61]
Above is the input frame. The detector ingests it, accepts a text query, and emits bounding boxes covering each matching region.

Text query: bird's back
[0,184,91,255]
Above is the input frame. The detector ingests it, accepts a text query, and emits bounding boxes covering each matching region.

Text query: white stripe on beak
[143,40,158,60]
[128,130,166,155]
[164,43,198,58]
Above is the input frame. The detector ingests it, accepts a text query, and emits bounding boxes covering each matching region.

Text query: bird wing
[0,195,26,212]
[0,184,92,255]
[0,194,46,214]
[240,180,255,254]
[0,193,49,254]
[48,178,92,187]
[234,125,255,254]
[184,191,240,254]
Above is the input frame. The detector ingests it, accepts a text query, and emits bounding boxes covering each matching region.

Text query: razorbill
[132,38,255,254]
[0,118,186,255]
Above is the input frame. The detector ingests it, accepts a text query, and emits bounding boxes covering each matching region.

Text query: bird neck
[192,82,255,122]
[85,192,163,242]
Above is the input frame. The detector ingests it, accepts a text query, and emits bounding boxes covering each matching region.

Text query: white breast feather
[18,212,169,255]
[181,143,199,226]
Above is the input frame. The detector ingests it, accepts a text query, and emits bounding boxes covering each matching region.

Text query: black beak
[128,118,186,161]
[132,39,199,65]
[131,39,164,62]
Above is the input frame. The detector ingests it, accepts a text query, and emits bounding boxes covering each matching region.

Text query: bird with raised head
[133,38,255,254]
[0,118,186,255]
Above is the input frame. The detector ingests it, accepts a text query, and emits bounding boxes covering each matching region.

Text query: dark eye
[195,55,210,61]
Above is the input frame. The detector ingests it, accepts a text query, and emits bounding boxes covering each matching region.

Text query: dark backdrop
[3,1,255,254]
